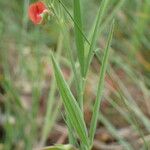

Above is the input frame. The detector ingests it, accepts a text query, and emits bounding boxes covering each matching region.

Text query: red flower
[28,1,47,25]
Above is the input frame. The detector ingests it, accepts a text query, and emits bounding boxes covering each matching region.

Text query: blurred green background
[0,0,150,149]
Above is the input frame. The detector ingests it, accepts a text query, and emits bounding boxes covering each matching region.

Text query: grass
[0,0,150,150]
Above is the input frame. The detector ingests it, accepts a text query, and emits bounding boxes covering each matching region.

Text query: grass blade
[89,20,115,146]
[51,54,89,148]
[84,0,109,77]
[73,0,85,76]
[85,0,125,56]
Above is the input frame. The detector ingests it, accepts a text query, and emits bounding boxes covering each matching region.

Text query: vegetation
[0,0,150,150]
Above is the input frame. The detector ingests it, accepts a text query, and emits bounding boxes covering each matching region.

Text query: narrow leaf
[84,0,109,77]
[51,54,89,147]
[89,20,115,145]
[73,0,85,76]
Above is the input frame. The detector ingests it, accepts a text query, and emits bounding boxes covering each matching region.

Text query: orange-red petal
[28,1,46,24]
